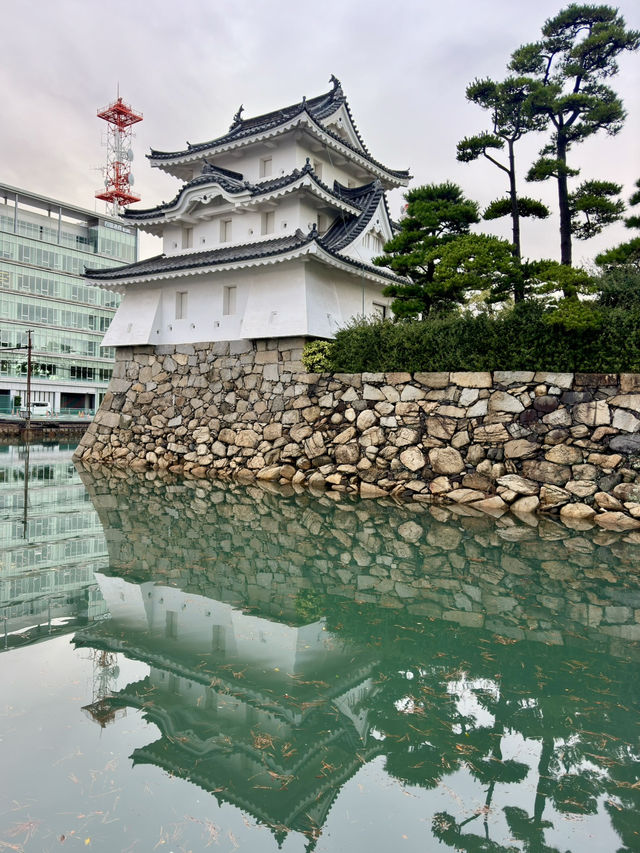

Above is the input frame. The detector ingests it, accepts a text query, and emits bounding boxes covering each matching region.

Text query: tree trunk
[556,134,572,266]
[508,141,521,262]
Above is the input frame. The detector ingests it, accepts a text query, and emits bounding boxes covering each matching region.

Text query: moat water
[0,442,639,852]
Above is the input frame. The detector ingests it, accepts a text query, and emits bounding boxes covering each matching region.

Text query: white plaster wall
[96,575,333,675]
[305,261,391,337]
[341,198,394,265]
[101,288,162,347]
[240,263,308,339]
[101,255,393,347]
[208,137,299,183]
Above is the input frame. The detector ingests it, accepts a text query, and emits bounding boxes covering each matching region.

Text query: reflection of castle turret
[0,444,109,650]
[75,574,380,846]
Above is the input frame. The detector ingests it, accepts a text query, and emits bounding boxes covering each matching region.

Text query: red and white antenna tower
[95,92,143,215]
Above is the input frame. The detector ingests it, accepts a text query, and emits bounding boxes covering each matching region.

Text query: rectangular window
[211,624,226,653]
[312,160,323,179]
[259,156,272,178]
[220,218,232,242]
[181,227,193,249]
[223,285,237,316]
[261,211,275,235]
[372,302,388,319]
[175,290,188,320]
[166,611,178,639]
[317,214,328,235]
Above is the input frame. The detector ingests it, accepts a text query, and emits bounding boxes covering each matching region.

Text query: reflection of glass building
[0,184,137,413]
[0,443,108,649]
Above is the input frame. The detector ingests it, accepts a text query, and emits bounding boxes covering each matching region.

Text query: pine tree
[457,76,549,269]
[510,4,639,265]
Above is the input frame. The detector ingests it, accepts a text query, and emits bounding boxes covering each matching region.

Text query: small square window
[312,160,323,179]
[181,227,193,249]
[372,302,387,320]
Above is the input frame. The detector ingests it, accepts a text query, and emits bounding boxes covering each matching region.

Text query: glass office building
[0,443,109,650]
[0,184,137,413]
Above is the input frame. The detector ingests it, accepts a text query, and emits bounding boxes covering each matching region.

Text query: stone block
[511,495,540,514]
[620,374,640,393]
[473,423,510,443]
[575,372,617,386]
[450,371,492,388]
[413,372,450,388]
[533,372,574,388]
[384,372,411,384]
[595,512,640,530]
[608,434,640,454]
[544,445,583,464]
[496,474,539,495]
[574,400,611,426]
[494,371,535,385]
[400,446,426,471]
[489,391,525,413]
[522,460,572,486]
[504,439,538,459]
[612,409,640,432]
[428,446,464,475]
[400,385,426,401]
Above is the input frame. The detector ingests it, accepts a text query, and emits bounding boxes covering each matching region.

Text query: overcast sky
[2,0,638,265]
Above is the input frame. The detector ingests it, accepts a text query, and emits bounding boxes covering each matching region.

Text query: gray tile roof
[148,78,410,183]
[123,161,358,223]
[85,233,311,280]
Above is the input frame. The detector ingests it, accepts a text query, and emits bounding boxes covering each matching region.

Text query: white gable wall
[340,197,394,265]
[305,262,392,338]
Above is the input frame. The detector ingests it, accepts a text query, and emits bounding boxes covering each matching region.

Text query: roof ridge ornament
[329,74,344,99]
[230,104,244,129]
[308,222,319,239]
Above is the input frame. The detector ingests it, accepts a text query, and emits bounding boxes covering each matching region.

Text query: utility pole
[25,330,32,429]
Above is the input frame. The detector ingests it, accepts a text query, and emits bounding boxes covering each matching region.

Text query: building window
[317,214,328,235]
[175,290,188,320]
[259,156,272,178]
[313,160,323,179]
[363,232,383,253]
[211,624,226,652]
[166,611,178,639]
[220,218,232,242]
[261,211,275,235]
[181,227,193,249]
[223,285,237,316]
[372,302,388,319]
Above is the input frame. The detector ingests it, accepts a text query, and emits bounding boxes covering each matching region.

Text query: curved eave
[84,240,407,291]
[150,113,411,189]
[124,173,363,235]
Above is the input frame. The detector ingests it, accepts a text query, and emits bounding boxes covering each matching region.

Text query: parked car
[29,401,53,416]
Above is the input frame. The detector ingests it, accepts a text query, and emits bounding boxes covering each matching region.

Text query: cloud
[2,0,638,263]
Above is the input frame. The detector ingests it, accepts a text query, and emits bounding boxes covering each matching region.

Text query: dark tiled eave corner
[147,80,410,184]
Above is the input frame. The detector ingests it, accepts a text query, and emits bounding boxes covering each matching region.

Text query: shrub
[301,339,334,372]
[328,302,640,373]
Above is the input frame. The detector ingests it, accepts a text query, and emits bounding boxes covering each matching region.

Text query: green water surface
[0,444,638,852]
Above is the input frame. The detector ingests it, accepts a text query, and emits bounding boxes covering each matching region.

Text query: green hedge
[327,301,640,373]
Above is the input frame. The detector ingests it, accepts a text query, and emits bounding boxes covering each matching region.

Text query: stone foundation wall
[74,338,640,529]
[78,465,640,652]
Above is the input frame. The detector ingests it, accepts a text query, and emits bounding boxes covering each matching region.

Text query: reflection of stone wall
[73,341,640,527]
[78,465,640,656]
